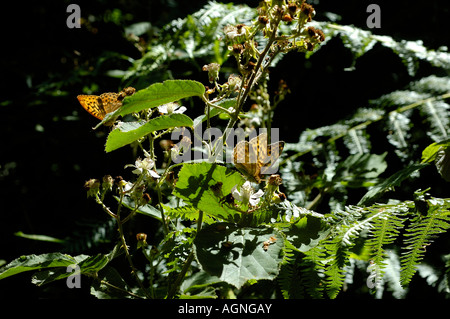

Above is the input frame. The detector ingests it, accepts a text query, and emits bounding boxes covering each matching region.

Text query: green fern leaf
[366,203,409,268]
[400,200,450,287]
[324,240,348,299]
[421,100,450,141]
[278,245,326,299]
[300,246,326,298]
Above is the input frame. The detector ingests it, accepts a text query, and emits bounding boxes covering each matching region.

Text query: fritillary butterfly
[233,133,285,183]
[77,87,136,120]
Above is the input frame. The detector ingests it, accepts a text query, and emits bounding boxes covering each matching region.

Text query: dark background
[1,0,449,298]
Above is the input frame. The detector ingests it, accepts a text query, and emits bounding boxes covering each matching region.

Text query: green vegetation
[1,1,449,299]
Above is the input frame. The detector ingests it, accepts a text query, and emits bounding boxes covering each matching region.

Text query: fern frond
[323,238,348,299]
[278,244,326,299]
[400,199,450,287]
[322,206,363,298]
[386,110,412,158]
[300,246,326,298]
[313,23,450,76]
[277,245,301,299]
[421,100,450,141]
[366,203,409,268]
[377,250,408,299]
[322,202,409,297]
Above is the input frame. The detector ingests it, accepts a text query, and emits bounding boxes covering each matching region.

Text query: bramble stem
[166,210,204,299]
[116,202,152,299]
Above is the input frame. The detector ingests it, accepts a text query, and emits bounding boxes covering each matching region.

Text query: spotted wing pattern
[233,133,284,183]
[77,87,135,120]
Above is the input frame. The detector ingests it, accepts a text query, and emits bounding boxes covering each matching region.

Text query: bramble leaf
[105,113,193,152]
[118,80,205,116]
[194,223,284,289]
[173,162,243,220]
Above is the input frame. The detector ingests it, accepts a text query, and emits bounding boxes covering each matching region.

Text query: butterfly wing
[233,139,260,183]
[99,92,121,114]
[77,95,106,120]
[260,140,285,176]
[233,133,284,183]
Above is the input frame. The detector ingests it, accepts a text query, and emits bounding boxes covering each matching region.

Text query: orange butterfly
[77,87,135,121]
[233,133,285,183]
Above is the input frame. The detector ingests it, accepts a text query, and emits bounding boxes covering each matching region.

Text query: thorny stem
[116,199,152,299]
[236,15,281,112]
[156,182,169,235]
[210,16,282,160]
[166,210,204,299]
[96,190,151,298]
[99,279,145,299]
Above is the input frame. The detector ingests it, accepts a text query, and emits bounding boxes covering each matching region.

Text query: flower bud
[84,178,100,198]
[258,16,269,25]
[202,63,221,83]
[288,3,298,14]
[140,193,151,205]
[227,74,242,91]
[282,14,293,22]
[272,192,286,204]
[102,175,114,192]
[298,3,315,26]
[159,139,174,151]
[115,176,127,189]
[232,44,244,55]
[268,174,283,186]
[136,233,148,249]
[136,232,147,242]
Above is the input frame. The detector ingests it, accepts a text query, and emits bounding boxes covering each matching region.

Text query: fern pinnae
[422,100,450,141]
[300,246,327,299]
[366,204,408,268]
[400,200,450,287]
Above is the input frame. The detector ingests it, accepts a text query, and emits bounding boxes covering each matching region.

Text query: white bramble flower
[122,181,134,193]
[158,102,187,115]
[231,181,264,207]
[125,157,160,179]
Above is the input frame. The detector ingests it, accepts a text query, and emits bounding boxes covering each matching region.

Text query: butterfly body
[233,133,284,183]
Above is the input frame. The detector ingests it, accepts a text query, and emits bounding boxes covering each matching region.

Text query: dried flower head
[84,178,100,198]
[202,62,221,83]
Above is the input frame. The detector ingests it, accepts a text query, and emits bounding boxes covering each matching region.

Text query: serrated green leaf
[283,214,330,253]
[105,113,193,152]
[91,266,137,299]
[173,162,243,220]
[358,163,429,206]
[194,223,284,289]
[31,254,109,286]
[118,80,205,117]
[421,139,450,163]
[0,253,85,280]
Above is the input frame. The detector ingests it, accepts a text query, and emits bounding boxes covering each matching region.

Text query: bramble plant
[2,0,450,299]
